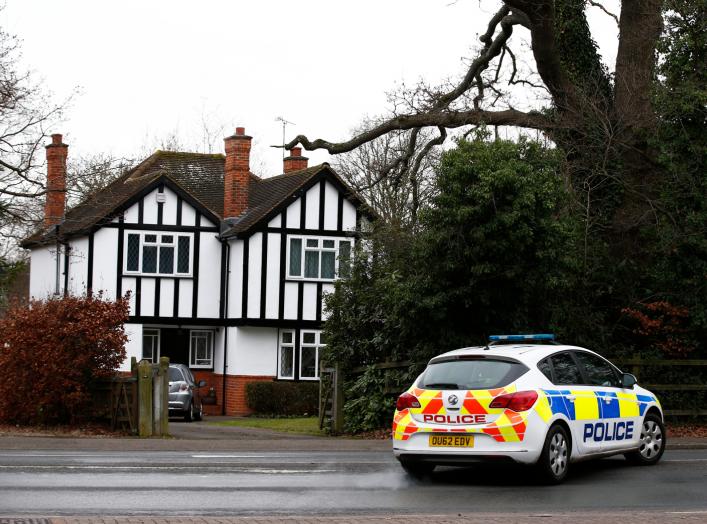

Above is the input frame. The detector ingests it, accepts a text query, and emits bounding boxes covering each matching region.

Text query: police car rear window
[419,359,528,390]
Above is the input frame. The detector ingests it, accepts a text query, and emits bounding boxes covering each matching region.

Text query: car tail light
[179,383,189,392]
[489,390,538,411]
[396,392,421,411]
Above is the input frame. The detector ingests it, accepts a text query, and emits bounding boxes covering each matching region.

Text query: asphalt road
[0,449,706,517]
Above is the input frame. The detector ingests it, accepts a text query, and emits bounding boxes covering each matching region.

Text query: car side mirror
[621,373,637,389]
[198,380,207,388]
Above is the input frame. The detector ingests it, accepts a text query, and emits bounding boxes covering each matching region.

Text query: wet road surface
[0,449,706,516]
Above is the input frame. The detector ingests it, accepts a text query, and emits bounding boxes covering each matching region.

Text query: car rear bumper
[392,432,541,465]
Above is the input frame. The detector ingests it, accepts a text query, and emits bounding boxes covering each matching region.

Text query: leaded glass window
[279,330,295,379]
[289,238,302,276]
[124,232,192,275]
[177,237,190,273]
[287,236,353,281]
[189,330,213,368]
[126,234,140,272]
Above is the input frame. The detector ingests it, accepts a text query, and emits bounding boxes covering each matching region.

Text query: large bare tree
[286,1,666,245]
[331,118,440,231]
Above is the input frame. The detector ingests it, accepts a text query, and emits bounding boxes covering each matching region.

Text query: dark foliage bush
[246,381,319,416]
[0,294,129,425]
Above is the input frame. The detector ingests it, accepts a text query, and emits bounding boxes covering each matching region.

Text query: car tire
[184,401,194,422]
[399,459,435,477]
[625,412,665,465]
[536,424,571,484]
[194,402,203,422]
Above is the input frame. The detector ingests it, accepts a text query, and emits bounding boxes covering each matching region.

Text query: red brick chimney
[283,147,308,174]
[223,127,252,218]
[44,133,68,229]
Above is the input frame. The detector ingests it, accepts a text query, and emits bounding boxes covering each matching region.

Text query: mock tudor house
[22,128,370,415]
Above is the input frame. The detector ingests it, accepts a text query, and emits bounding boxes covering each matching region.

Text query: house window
[142,328,160,363]
[189,330,213,368]
[300,330,326,380]
[287,236,352,281]
[124,232,192,276]
[279,330,295,379]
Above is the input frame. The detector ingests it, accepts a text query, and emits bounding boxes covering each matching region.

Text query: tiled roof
[21,150,339,247]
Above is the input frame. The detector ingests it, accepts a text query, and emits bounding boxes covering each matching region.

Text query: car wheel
[184,401,194,422]
[625,413,665,465]
[536,424,571,484]
[194,401,203,422]
[399,459,435,477]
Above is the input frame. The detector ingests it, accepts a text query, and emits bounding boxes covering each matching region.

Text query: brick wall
[191,371,275,416]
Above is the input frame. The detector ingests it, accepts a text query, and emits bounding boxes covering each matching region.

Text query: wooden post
[632,354,641,382]
[138,359,153,438]
[332,363,344,435]
[159,357,170,436]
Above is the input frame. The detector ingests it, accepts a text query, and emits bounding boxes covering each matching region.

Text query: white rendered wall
[181,201,196,226]
[228,239,244,318]
[29,245,60,299]
[121,323,143,371]
[142,188,159,224]
[140,278,156,316]
[268,214,281,228]
[196,232,221,318]
[324,181,339,230]
[342,199,357,231]
[123,201,139,223]
[92,227,118,299]
[302,283,317,321]
[67,236,89,296]
[283,282,298,320]
[227,326,278,376]
[264,233,280,319]
[246,233,262,318]
[162,186,177,225]
[177,279,193,317]
[286,198,301,227]
[159,279,175,317]
[305,183,320,230]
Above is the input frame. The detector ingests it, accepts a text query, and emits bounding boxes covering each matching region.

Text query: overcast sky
[2,0,619,176]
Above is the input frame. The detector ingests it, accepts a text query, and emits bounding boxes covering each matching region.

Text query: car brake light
[489,390,538,411]
[179,383,189,392]
[396,392,421,411]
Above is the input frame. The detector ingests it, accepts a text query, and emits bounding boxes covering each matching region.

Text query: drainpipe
[221,240,231,416]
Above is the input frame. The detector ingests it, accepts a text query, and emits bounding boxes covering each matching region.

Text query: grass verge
[208,416,325,436]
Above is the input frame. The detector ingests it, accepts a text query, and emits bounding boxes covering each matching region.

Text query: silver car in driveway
[168,364,207,422]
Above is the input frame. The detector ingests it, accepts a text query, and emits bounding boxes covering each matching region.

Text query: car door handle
[566,395,576,402]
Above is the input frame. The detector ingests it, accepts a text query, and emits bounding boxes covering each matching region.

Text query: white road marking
[190,454,267,458]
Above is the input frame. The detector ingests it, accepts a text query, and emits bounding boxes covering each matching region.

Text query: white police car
[392,334,665,483]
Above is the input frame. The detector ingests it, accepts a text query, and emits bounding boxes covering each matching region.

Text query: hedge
[245,381,319,416]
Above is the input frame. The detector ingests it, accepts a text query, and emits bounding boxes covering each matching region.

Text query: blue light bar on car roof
[488,334,555,342]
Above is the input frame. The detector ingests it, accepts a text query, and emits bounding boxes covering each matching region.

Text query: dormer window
[287,236,351,281]
[124,231,193,276]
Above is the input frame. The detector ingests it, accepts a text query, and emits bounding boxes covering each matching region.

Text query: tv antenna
[273,116,295,159]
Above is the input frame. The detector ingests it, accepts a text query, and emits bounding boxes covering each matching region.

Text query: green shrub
[245,381,319,416]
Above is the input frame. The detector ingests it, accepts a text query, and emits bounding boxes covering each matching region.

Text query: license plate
[429,434,474,447]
